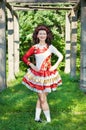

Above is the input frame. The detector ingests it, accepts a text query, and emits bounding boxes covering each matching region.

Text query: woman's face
[37,30,47,42]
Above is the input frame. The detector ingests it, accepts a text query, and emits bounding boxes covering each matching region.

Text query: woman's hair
[32,25,53,45]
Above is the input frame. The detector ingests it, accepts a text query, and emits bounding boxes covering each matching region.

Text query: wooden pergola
[0,0,86,92]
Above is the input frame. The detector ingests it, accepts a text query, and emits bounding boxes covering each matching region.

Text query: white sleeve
[50,45,62,57]
[49,45,63,70]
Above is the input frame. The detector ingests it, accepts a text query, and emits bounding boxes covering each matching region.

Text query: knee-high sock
[43,110,51,122]
[35,108,41,121]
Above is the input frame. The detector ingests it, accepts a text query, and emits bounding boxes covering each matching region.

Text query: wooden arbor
[0,0,6,91]
[0,0,86,92]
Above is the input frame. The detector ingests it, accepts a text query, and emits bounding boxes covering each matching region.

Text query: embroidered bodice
[22,44,60,71]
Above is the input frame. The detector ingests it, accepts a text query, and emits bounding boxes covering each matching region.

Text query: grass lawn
[0,71,86,130]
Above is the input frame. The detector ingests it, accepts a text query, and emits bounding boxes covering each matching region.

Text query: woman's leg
[35,98,42,121]
[38,92,51,122]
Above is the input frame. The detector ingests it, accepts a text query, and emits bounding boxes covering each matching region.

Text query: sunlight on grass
[0,71,86,130]
[1,116,8,121]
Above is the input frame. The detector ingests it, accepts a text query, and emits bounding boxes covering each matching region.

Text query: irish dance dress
[22,44,62,93]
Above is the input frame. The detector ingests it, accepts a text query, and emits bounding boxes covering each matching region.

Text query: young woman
[22,25,63,123]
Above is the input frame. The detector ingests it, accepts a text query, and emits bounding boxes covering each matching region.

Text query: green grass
[0,71,86,130]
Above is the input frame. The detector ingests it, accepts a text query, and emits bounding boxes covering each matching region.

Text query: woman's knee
[40,97,46,104]
[38,93,47,104]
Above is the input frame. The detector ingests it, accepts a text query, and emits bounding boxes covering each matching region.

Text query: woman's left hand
[49,65,57,71]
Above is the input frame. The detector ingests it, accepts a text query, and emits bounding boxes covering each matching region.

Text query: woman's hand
[49,65,57,71]
[29,63,39,71]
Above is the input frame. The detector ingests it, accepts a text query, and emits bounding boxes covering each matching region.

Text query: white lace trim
[22,81,58,93]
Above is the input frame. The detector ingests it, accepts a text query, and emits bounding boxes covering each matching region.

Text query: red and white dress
[22,44,62,93]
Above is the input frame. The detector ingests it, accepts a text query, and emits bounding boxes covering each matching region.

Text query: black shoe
[35,119,42,123]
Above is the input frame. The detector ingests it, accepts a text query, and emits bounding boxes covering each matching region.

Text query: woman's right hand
[29,63,39,71]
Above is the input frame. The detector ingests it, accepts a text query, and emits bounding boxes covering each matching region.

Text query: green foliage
[17,9,81,72]
[0,71,86,130]
[18,10,66,71]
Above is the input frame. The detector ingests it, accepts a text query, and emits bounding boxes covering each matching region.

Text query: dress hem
[22,81,62,93]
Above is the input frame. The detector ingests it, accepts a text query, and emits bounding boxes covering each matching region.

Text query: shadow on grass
[0,72,86,130]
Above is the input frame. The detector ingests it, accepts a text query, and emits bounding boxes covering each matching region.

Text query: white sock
[35,108,41,121]
[43,110,51,122]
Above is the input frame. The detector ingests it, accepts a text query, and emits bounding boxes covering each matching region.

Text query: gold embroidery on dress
[25,71,61,85]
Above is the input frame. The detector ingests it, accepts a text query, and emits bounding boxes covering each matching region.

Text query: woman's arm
[22,46,39,71]
[49,45,63,71]
[22,46,35,65]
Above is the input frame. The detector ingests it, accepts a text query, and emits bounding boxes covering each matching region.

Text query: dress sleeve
[50,45,62,57]
[50,45,63,69]
[22,46,35,65]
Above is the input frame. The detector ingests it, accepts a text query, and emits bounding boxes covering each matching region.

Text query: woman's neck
[39,41,46,45]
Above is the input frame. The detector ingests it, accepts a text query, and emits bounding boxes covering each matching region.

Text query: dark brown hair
[32,25,53,45]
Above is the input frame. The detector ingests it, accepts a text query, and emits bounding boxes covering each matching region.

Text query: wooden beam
[7,7,15,81]
[0,0,7,91]
[6,0,34,2]
[70,9,77,78]
[6,2,18,18]
[13,6,72,11]
[73,0,80,11]
[14,2,76,6]
[64,12,71,73]
[80,0,86,92]
[6,0,78,3]
[13,12,19,75]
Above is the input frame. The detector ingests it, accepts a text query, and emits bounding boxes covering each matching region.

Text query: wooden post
[0,0,6,91]
[14,12,19,75]
[70,9,77,78]
[7,7,15,81]
[80,0,86,92]
[64,12,71,73]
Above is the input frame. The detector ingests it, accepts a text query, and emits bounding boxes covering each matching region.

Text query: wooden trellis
[0,0,86,92]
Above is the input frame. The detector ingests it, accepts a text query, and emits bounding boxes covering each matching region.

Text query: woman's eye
[40,33,46,35]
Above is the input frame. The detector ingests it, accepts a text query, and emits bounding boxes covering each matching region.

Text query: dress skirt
[22,68,62,93]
